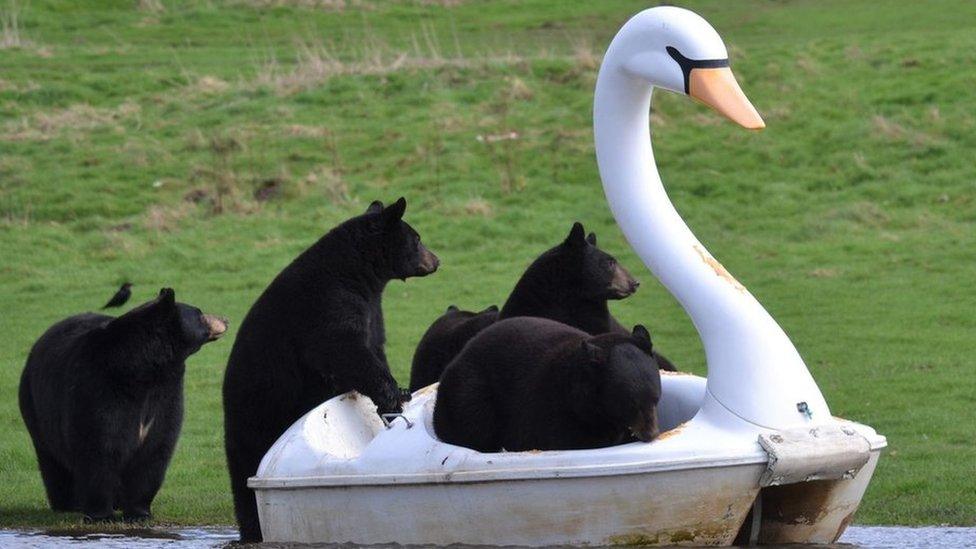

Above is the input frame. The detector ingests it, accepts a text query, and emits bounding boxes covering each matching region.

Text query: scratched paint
[693,244,747,293]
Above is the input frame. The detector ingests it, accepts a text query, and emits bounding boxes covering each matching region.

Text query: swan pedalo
[248,6,886,546]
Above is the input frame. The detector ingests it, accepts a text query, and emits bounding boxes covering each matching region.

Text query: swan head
[612,6,764,129]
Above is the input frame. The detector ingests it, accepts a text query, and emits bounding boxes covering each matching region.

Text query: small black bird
[102,282,133,309]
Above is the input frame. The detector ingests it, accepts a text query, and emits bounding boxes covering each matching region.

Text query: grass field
[1,0,974,529]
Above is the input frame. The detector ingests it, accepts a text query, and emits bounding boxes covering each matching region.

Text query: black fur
[410,222,675,390]
[408,304,499,392]
[18,288,227,522]
[222,197,438,542]
[433,317,662,452]
[499,222,640,334]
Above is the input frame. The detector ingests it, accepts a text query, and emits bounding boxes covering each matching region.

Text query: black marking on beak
[666,46,730,94]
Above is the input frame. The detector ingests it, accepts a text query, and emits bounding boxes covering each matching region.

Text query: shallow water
[1,526,974,548]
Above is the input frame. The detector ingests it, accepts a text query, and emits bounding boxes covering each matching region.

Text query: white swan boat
[249,6,886,546]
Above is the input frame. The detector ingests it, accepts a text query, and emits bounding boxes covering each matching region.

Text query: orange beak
[688,67,765,130]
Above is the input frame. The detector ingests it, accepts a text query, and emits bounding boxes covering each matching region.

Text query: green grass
[2,0,974,529]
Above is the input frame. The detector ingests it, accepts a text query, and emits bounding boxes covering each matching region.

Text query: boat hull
[250,377,885,546]
[256,462,761,546]
[256,452,881,546]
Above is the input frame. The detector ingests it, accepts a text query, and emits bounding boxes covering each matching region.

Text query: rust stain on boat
[608,523,734,546]
[760,479,861,544]
[693,245,746,292]
[654,421,688,442]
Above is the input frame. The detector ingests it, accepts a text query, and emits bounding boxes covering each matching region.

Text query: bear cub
[498,222,640,335]
[433,317,662,453]
[500,222,676,372]
[409,304,499,392]
[19,288,227,522]
[223,197,438,542]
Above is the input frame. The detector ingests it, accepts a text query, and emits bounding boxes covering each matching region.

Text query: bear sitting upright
[499,222,640,334]
[500,222,677,371]
[18,288,227,522]
[408,304,499,392]
[222,197,439,542]
[433,317,662,452]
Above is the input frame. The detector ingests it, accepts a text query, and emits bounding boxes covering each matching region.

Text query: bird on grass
[102,282,133,309]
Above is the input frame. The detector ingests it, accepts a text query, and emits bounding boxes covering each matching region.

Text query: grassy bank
[1,0,974,528]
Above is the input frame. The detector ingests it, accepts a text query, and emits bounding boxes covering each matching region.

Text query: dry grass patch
[572,42,600,71]
[1,0,30,49]
[809,267,840,278]
[144,202,196,232]
[137,0,165,13]
[2,102,141,142]
[462,197,493,217]
[189,75,231,95]
[282,124,332,138]
[303,166,350,204]
[232,0,369,11]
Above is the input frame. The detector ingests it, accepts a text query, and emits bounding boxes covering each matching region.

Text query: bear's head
[576,325,661,443]
[557,222,640,301]
[109,288,228,361]
[363,197,440,281]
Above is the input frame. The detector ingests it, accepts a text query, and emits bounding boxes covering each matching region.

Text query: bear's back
[449,317,588,389]
[26,313,112,375]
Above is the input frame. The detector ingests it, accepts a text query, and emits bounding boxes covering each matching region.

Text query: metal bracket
[381,413,414,429]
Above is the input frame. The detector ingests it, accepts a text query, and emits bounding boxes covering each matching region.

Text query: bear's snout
[608,263,639,299]
[417,246,440,276]
[631,408,660,443]
[203,314,229,341]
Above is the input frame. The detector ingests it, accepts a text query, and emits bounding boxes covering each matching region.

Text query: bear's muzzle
[203,314,229,341]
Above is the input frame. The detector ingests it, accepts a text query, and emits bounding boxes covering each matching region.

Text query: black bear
[500,222,676,371]
[498,222,641,334]
[433,317,662,452]
[223,197,439,542]
[18,288,227,522]
[410,222,675,391]
[408,304,499,392]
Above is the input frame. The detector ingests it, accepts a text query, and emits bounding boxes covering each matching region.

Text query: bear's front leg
[74,463,120,522]
[120,443,175,522]
[312,329,403,415]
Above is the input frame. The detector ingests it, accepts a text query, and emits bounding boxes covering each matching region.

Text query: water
[0,526,974,548]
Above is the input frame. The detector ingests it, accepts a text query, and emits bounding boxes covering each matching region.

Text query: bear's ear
[381,197,407,224]
[366,200,384,215]
[586,232,598,246]
[632,324,653,353]
[157,287,176,308]
[582,340,608,364]
[482,304,499,313]
[564,222,586,247]
[446,304,459,313]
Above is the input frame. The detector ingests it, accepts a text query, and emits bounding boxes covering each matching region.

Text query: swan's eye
[666,46,729,94]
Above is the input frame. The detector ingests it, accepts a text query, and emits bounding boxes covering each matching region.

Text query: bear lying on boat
[434,317,662,452]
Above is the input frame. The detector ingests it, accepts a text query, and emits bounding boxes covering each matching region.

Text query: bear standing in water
[408,304,499,392]
[434,317,662,452]
[223,198,439,542]
[19,288,227,522]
